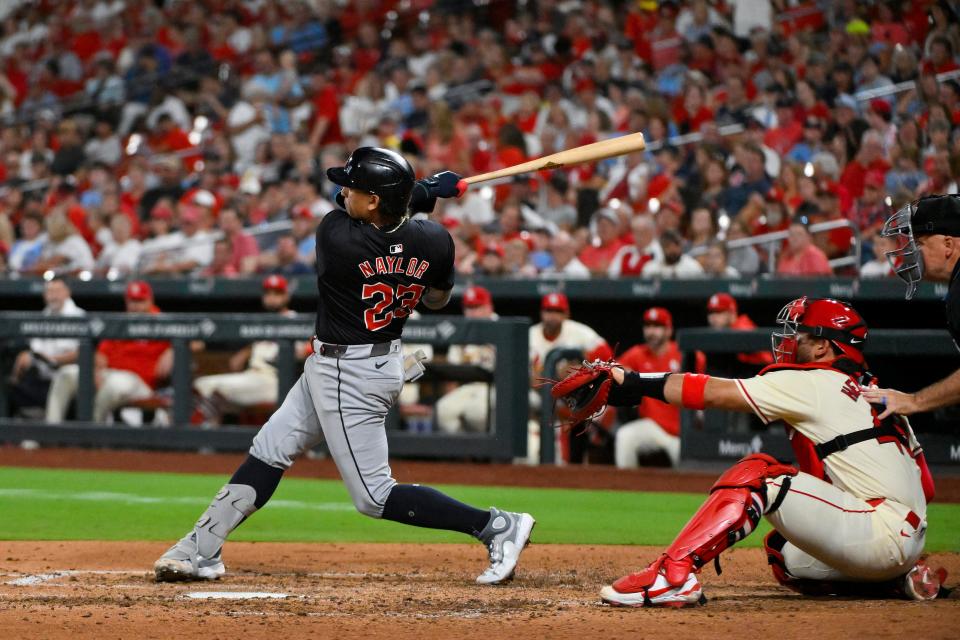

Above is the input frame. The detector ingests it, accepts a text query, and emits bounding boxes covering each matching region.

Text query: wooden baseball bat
[455,132,646,194]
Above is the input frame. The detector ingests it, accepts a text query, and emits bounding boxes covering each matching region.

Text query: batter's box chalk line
[183,591,294,600]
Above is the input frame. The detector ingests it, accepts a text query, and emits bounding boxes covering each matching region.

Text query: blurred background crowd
[0,0,959,282]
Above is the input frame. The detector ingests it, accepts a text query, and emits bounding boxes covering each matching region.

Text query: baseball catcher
[553,297,946,606]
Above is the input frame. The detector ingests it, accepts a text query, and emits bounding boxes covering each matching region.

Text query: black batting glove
[409,171,466,214]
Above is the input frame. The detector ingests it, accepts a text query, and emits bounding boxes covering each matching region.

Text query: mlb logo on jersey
[390,244,403,254]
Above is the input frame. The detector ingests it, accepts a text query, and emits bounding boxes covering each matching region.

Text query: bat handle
[456,179,468,197]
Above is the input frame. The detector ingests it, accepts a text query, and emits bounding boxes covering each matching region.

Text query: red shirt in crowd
[97,315,171,389]
[839,158,891,199]
[579,238,627,273]
[776,244,833,276]
[618,341,706,437]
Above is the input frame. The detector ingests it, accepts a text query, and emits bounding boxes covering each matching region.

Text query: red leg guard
[619,454,798,592]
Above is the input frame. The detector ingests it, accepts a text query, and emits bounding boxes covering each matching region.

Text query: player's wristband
[680,373,710,410]
[607,371,669,406]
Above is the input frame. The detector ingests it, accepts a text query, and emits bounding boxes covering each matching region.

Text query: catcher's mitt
[550,359,618,425]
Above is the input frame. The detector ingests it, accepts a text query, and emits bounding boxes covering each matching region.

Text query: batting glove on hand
[423,171,466,198]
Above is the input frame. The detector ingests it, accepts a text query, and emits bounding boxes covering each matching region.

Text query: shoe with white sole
[476,508,536,585]
[902,559,948,601]
[154,532,226,582]
[601,569,705,607]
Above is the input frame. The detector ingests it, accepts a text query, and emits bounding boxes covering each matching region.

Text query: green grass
[0,467,957,551]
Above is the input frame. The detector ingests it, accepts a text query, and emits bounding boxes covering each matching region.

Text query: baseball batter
[155,148,535,585]
[559,298,943,606]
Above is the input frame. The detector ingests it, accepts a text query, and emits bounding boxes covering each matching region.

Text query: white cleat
[476,509,536,585]
[600,570,705,608]
[154,532,226,582]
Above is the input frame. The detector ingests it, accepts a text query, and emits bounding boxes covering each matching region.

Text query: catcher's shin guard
[620,454,797,592]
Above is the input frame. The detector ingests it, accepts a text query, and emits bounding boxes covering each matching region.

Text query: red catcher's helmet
[772,297,868,365]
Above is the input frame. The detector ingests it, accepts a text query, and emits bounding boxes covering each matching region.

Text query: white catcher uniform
[737,363,929,583]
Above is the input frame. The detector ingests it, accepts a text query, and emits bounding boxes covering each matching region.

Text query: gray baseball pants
[250,338,403,518]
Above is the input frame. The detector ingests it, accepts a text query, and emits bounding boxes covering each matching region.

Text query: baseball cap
[869,99,892,118]
[262,274,288,293]
[541,292,570,313]
[125,280,153,301]
[292,204,314,220]
[150,203,174,220]
[482,241,505,258]
[707,293,738,314]
[643,307,673,328]
[463,285,492,308]
[803,115,823,129]
[864,170,885,190]
[592,207,619,225]
[910,195,960,237]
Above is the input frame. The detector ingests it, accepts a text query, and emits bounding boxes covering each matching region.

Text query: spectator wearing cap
[704,293,772,373]
[776,216,833,276]
[46,281,173,425]
[94,214,142,277]
[616,307,704,468]
[608,215,663,278]
[503,237,538,278]
[786,115,827,164]
[827,93,870,165]
[8,278,85,417]
[436,286,498,435]
[84,119,122,167]
[865,98,898,154]
[860,232,898,279]
[642,229,705,278]
[840,129,891,199]
[541,231,590,279]
[193,275,307,425]
[530,291,614,463]
[218,207,259,275]
[475,241,507,277]
[529,292,613,383]
[579,207,627,276]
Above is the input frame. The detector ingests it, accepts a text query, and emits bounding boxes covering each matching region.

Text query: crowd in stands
[0,0,959,282]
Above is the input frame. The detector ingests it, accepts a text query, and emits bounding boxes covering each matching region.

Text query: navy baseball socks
[154,455,283,582]
[382,484,536,584]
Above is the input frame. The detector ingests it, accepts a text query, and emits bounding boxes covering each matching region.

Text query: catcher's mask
[772,297,868,365]
[881,195,960,300]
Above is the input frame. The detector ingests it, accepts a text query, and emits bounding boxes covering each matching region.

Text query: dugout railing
[675,328,960,467]
[0,313,529,462]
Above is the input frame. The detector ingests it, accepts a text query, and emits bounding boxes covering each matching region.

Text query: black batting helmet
[326,147,415,219]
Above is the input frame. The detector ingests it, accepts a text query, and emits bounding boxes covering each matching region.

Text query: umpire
[864,194,960,417]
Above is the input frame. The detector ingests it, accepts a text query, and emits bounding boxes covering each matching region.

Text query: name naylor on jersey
[358,256,430,279]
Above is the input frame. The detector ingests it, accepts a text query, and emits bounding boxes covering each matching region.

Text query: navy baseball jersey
[314,209,455,344]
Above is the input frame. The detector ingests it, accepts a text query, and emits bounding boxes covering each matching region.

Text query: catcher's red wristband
[681,373,710,410]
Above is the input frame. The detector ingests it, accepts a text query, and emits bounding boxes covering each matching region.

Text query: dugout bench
[0,313,529,462]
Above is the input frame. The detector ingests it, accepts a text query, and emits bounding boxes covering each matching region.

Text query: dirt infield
[1,447,958,638]
[1,542,957,640]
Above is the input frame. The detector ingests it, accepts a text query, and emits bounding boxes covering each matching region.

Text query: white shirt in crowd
[607,241,664,278]
[540,257,591,279]
[641,254,705,278]
[227,101,271,171]
[31,296,86,363]
[43,235,95,273]
[96,237,143,276]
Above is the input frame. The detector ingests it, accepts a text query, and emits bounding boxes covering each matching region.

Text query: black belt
[814,422,909,459]
[317,341,392,358]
